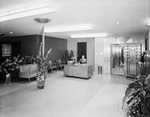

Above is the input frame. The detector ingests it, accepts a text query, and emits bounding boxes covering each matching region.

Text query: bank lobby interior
[0,0,150,117]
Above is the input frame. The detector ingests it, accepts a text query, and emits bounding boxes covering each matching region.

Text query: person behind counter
[79,55,86,64]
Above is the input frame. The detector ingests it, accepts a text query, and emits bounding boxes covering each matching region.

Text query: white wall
[131,34,145,52]
[96,37,119,74]
[94,37,104,74]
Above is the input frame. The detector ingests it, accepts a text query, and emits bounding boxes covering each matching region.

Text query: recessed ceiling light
[147,20,150,26]
[10,32,13,34]
[115,21,121,24]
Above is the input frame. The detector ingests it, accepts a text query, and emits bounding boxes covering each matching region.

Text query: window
[2,44,12,57]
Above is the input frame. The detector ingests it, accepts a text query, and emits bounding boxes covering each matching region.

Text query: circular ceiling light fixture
[10,32,13,34]
[34,18,51,23]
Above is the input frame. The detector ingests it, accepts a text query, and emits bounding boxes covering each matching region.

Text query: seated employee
[79,55,86,64]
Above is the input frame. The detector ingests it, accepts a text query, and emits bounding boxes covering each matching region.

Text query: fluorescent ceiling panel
[0,3,55,22]
[27,3,49,10]
[71,33,108,38]
[0,12,9,17]
[9,7,27,14]
[45,24,93,33]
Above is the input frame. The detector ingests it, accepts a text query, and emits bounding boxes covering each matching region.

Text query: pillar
[42,27,45,58]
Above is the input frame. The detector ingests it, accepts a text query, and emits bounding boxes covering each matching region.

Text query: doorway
[110,43,142,77]
[124,43,142,78]
[110,44,124,75]
[77,42,87,62]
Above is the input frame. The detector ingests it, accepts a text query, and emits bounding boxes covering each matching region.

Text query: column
[148,29,150,50]
[42,27,45,58]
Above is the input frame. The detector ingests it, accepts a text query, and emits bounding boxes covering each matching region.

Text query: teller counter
[64,64,93,79]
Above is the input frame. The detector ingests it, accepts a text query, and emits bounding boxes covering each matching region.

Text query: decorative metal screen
[2,44,12,57]
[124,43,142,78]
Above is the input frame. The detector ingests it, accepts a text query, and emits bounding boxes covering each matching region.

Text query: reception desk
[64,64,93,79]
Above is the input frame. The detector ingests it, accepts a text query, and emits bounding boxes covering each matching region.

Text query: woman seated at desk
[79,55,86,64]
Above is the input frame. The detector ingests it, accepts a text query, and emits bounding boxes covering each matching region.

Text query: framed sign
[2,44,12,57]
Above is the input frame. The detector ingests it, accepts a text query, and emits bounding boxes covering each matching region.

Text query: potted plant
[37,58,47,89]
[122,76,150,117]
[37,43,52,89]
[63,50,74,64]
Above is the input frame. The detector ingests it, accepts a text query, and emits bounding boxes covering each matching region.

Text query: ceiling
[0,0,149,39]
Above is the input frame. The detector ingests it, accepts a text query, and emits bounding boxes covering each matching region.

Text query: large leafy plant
[63,50,74,62]
[123,79,150,117]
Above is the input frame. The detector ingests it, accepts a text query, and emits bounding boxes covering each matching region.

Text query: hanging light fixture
[34,18,51,23]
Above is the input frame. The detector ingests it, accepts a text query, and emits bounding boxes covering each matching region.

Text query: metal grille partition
[124,43,142,78]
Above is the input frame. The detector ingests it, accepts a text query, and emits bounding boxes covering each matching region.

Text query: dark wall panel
[0,35,67,62]
[20,36,39,56]
[77,42,87,61]
[0,35,39,57]
[0,42,21,62]
[12,42,21,57]
[45,36,67,61]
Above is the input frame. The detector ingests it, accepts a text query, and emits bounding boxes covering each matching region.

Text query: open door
[110,44,124,75]
[110,43,142,78]
[77,42,87,62]
[124,43,142,78]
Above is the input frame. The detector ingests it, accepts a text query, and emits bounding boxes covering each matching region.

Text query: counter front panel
[64,64,93,79]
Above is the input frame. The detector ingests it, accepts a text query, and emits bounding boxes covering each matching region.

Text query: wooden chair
[57,59,64,70]
[48,60,57,72]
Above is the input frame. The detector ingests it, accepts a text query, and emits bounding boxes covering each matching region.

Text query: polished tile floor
[0,71,135,117]
[111,66,124,76]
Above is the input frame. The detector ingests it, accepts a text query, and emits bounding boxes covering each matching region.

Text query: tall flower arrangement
[37,42,52,89]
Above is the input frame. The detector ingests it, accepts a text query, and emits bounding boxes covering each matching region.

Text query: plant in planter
[63,50,74,64]
[37,43,52,89]
[37,58,48,89]
[122,76,150,117]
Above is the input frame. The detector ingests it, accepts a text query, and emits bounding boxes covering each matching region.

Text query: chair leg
[3,73,12,85]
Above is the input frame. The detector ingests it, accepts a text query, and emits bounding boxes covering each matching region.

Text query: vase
[37,75,45,89]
